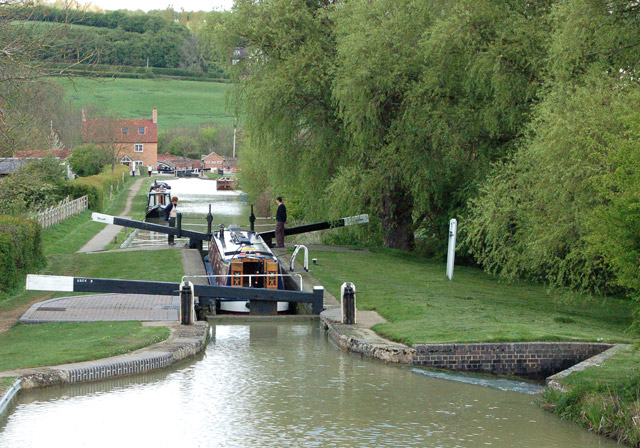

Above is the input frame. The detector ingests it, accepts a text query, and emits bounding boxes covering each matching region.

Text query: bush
[0,216,45,293]
[72,165,130,211]
[69,144,112,177]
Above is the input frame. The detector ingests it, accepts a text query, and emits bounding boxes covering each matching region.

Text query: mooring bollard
[341,282,356,325]
[180,281,195,325]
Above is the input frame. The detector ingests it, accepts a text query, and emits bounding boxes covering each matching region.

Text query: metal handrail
[182,273,303,291]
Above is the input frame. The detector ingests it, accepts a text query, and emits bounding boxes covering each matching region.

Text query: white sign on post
[446,218,457,280]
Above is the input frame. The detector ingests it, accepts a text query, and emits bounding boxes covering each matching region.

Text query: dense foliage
[0,216,45,293]
[10,4,218,75]
[207,0,640,321]
[68,143,112,177]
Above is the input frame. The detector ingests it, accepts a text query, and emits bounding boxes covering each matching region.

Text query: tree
[0,1,94,161]
[68,143,111,176]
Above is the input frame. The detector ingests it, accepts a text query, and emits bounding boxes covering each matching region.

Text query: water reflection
[0,322,618,448]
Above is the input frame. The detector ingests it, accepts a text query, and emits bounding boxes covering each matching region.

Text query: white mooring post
[446,218,457,280]
[340,282,356,325]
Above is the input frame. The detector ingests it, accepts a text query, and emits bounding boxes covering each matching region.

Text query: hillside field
[57,77,233,129]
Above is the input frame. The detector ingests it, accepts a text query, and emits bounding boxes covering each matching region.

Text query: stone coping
[320,311,618,383]
[0,322,209,414]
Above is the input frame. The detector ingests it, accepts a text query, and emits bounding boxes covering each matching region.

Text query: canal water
[0,322,618,447]
[129,177,256,248]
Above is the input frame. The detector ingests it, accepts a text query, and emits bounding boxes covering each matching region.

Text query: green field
[57,77,233,129]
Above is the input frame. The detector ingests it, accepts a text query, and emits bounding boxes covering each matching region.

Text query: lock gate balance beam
[26,275,324,315]
[92,213,210,242]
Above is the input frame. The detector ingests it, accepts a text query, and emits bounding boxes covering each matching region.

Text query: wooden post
[341,282,356,324]
[180,281,195,325]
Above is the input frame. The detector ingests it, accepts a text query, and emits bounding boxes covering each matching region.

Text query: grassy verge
[541,346,640,446]
[0,178,185,372]
[0,322,169,371]
[0,377,17,397]
[308,248,633,345]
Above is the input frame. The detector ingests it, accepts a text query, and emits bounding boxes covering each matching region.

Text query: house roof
[82,118,157,144]
[201,151,225,161]
[14,149,71,160]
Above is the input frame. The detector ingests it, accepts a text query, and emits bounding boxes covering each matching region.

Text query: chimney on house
[152,107,157,125]
[82,107,87,123]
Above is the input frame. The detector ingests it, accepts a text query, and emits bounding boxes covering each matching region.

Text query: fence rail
[34,196,88,229]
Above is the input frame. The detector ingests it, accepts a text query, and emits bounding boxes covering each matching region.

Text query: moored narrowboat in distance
[146,181,172,219]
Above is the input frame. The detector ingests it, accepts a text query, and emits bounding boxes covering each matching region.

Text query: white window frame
[134,144,144,153]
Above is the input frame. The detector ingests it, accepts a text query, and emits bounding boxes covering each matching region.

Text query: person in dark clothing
[275,196,287,247]
[165,196,178,245]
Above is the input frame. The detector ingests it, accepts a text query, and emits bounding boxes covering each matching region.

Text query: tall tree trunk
[380,180,414,250]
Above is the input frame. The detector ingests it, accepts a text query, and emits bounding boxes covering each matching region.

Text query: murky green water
[0,322,618,447]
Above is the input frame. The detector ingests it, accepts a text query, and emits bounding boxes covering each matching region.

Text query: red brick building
[81,107,158,170]
[201,151,225,171]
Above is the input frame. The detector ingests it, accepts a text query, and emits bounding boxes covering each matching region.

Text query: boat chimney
[219,224,225,245]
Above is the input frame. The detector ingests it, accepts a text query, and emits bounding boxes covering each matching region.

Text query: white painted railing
[34,195,89,229]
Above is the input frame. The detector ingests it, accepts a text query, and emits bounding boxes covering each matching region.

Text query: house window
[123,127,128,134]
[134,144,143,152]
[139,127,145,134]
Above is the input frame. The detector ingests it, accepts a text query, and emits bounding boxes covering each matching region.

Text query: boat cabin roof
[211,227,275,262]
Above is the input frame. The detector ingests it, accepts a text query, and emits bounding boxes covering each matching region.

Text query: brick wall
[412,342,612,379]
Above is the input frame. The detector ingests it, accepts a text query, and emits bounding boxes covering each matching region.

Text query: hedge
[72,165,130,211]
[0,216,45,293]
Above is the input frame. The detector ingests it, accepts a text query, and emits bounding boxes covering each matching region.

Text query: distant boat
[146,181,172,219]
[217,177,238,190]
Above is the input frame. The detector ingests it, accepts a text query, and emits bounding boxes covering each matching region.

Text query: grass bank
[0,179,183,372]
[309,248,633,345]
[542,346,640,446]
[57,77,233,128]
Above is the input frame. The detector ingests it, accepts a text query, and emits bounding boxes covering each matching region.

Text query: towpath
[77,176,145,253]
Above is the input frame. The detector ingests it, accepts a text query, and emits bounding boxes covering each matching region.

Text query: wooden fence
[34,196,89,229]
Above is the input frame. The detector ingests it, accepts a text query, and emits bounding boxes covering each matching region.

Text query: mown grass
[542,346,640,446]
[309,248,634,345]
[0,322,170,371]
[57,77,233,128]
[0,179,184,372]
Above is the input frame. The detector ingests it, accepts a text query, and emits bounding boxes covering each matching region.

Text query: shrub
[0,216,45,293]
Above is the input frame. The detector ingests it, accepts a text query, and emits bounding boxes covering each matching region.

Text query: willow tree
[396,0,551,257]
[208,0,344,219]
[330,0,440,250]
[465,0,640,297]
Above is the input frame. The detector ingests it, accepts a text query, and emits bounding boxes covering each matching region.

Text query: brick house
[81,107,158,170]
[201,151,225,171]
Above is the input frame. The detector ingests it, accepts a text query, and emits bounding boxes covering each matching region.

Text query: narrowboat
[146,181,172,219]
[204,225,289,314]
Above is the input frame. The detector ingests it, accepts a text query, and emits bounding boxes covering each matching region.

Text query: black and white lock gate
[92,212,369,249]
[26,275,325,321]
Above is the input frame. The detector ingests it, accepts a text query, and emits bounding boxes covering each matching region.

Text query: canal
[0,322,616,447]
[0,178,617,446]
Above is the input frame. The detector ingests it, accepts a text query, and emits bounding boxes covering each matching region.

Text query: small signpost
[446,218,457,281]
